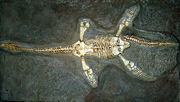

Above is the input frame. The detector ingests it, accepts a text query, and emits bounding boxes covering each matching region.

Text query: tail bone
[0,42,73,54]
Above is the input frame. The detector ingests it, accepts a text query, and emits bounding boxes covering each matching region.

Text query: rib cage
[95,36,113,58]
[85,35,114,58]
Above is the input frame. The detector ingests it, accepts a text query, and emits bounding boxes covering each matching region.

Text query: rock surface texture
[0,0,179,102]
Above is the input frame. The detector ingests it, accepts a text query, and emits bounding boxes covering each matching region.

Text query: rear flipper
[119,54,157,81]
[81,56,98,88]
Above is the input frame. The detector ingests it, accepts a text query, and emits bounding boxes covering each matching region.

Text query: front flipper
[116,5,140,37]
[119,54,157,81]
[80,20,90,41]
[81,56,98,88]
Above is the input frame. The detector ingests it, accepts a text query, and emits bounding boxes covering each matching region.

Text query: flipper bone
[119,54,156,81]
[116,5,140,37]
[80,20,90,41]
[81,56,98,88]
[79,20,98,88]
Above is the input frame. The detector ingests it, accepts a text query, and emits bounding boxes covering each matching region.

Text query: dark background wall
[0,0,180,101]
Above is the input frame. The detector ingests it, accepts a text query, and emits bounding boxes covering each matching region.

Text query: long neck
[0,42,73,54]
[122,35,175,46]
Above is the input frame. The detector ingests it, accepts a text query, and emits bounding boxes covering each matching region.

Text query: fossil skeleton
[0,5,177,88]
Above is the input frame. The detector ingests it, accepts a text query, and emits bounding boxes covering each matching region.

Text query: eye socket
[75,44,81,49]
[93,49,97,52]
[83,22,86,26]
[117,39,125,45]
[117,39,120,43]
[76,51,80,54]
[81,21,90,28]
[93,42,96,46]
[118,47,121,51]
